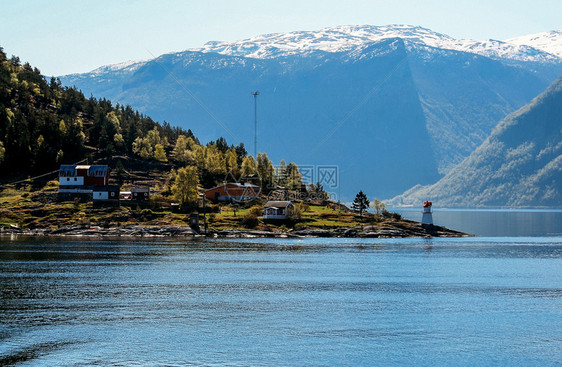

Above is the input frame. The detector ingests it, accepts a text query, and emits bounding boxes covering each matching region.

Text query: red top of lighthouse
[423,201,432,208]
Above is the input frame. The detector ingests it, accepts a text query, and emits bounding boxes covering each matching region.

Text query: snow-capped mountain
[59,25,562,201]
[194,25,560,63]
[89,59,149,75]
[506,30,562,58]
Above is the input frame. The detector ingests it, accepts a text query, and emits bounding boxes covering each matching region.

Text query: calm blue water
[394,209,562,237]
[0,236,560,366]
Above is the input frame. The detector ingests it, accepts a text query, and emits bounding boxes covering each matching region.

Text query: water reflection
[0,237,561,365]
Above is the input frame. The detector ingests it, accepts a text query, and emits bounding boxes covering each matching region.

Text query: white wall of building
[59,177,84,186]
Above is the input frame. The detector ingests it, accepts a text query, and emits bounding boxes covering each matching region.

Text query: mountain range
[60,25,562,201]
[389,74,562,207]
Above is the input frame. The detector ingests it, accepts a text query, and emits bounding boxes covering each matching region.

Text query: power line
[0,158,87,188]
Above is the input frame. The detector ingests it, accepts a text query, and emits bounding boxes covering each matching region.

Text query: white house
[263,201,294,220]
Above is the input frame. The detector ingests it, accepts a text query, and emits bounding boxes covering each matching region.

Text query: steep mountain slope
[60,25,562,200]
[390,74,562,208]
[506,30,562,58]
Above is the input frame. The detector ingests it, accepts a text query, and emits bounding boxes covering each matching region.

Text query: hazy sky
[1,0,560,76]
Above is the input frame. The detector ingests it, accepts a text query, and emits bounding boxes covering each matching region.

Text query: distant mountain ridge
[59,25,562,201]
[507,30,562,58]
[193,25,561,63]
[389,74,562,208]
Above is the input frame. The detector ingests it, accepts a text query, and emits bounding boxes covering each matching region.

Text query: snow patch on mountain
[88,59,150,75]
[506,30,562,58]
[193,25,560,63]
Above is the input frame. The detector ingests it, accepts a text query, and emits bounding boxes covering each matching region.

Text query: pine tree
[352,190,370,217]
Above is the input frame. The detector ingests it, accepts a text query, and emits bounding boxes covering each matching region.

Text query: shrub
[248,205,263,216]
[241,212,258,228]
[140,209,154,221]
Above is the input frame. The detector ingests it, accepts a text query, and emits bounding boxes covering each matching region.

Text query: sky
[1,0,561,76]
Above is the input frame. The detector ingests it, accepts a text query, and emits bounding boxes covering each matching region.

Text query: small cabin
[131,187,150,201]
[263,201,294,220]
[205,183,260,203]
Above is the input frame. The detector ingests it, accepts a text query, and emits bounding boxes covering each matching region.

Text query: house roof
[264,201,293,208]
[59,165,108,176]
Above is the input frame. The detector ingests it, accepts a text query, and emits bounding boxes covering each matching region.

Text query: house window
[74,178,77,181]
[67,178,70,181]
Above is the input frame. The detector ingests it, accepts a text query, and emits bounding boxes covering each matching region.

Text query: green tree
[113,133,125,149]
[370,199,386,215]
[56,149,64,163]
[275,159,288,187]
[352,190,370,217]
[0,141,5,164]
[172,134,193,164]
[309,182,329,201]
[225,149,239,177]
[286,162,303,190]
[132,137,153,159]
[192,144,206,170]
[172,166,200,206]
[154,143,168,162]
[256,152,274,190]
[58,119,67,135]
[241,155,257,177]
[205,144,226,175]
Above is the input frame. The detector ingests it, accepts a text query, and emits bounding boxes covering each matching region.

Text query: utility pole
[252,91,259,157]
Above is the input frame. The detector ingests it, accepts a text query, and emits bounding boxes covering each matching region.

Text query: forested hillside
[0,46,199,177]
[390,74,562,207]
[0,47,314,208]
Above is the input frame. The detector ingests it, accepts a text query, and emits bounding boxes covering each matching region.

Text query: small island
[0,161,468,239]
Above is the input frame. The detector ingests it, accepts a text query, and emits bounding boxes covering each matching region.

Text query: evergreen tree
[352,190,370,217]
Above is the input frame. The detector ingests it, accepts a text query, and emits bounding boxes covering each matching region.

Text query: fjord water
[1,237,560,366]
[395,209,562,237]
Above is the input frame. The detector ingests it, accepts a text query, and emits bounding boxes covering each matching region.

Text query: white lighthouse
[421,201,433,226]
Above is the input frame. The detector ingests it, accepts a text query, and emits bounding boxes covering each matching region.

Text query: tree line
[0,46,197,176]
[0,47,316,204]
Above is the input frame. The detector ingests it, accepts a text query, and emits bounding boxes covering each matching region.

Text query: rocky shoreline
[0,222,470,239]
